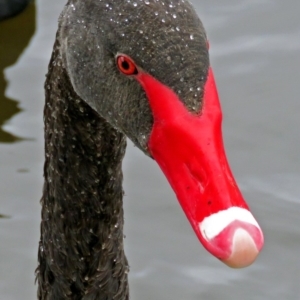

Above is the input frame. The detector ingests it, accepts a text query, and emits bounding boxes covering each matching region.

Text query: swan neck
[36,39,129,300]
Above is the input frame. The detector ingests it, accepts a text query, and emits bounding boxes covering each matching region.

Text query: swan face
[57,0,264,268]
[59,0,209,153]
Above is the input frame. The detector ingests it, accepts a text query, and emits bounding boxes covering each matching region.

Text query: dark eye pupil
[122,61,130,70]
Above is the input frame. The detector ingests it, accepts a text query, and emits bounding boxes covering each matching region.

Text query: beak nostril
[184,163,206,194]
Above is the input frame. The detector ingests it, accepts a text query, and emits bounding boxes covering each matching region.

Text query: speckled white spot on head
[199,207,260,240]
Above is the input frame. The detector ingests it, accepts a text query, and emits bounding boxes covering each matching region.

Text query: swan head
[59,0,208,153]
[57,0,264,268]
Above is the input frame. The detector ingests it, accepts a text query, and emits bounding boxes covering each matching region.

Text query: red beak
[136,67,264,268]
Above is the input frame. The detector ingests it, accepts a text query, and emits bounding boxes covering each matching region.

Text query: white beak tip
[221,228,260,268]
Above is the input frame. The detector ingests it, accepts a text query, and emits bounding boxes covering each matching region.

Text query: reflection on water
[0,0,30,21]
[0,214,10,219]
[0,2,36,143]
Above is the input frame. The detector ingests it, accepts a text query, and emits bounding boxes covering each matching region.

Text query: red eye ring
[116,55,138,76]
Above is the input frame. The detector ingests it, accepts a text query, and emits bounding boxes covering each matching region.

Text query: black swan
[0,0,31,20]
[36,1,264,299]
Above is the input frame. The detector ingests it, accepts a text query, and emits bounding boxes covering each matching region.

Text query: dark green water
[0,2,36,142]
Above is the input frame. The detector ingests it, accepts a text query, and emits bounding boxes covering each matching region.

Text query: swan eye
[116,55,138,75]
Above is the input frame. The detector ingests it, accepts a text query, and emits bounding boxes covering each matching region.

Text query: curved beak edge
[199,208,264,268]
